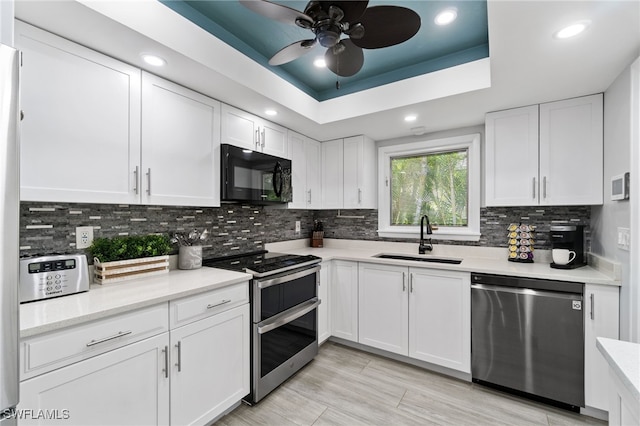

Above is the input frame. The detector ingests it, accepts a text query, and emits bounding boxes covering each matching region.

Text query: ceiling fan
[239,0,421,77]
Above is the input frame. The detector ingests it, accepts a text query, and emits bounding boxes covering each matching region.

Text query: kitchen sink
[373,253,463,264]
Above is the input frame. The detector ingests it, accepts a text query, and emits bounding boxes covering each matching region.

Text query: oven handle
[257,298,320,335]
[256,265,321,289]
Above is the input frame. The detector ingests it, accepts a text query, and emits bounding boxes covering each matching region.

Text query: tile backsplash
[20,202,590,260]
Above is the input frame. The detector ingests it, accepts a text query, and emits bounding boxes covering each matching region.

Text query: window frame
[377,133,481,241]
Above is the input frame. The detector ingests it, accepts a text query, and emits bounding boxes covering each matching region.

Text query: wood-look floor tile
[217,342,606,426]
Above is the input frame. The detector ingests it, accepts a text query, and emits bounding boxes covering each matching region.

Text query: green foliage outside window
[391,149,468,227]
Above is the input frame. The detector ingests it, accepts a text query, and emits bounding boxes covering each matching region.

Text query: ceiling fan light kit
[240,0,422,78]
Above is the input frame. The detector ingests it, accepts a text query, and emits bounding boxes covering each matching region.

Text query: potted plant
[89,234,172,284]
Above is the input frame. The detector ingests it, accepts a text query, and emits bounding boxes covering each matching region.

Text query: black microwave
[221,144,292,204]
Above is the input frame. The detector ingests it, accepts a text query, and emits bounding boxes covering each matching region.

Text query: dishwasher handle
[471,283,583,301]
[471,273,583,295]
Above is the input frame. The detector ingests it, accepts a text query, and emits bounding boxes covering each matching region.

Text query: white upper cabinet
[485,94,603,206]
[321,139,344,209]
[288,131,321,209]
[141,72,221,207]
[17,21,142,204]
[321,136,376,209]
[221,104,288,158]
[343,135,377,209]
[485,105,539,206]
[539,94,603,205]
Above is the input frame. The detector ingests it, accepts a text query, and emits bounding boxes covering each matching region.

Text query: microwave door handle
[273,161,283,197]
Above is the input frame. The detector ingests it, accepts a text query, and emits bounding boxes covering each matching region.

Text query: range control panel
[20,254,90,303]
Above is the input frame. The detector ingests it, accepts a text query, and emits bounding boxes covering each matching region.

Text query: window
[378,133,480,241]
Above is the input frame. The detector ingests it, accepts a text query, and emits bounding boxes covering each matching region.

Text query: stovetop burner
[203,250,321,277]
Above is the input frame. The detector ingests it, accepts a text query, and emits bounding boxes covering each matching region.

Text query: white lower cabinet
[19,283,251,426]
[584,284,620,412]
[169,304,250,426]
[318,261,331,344]
[408,268,470,373]
[330,260,359,342]
[358,263,408,355]
[19,333,170,426]
[357,263,470,373]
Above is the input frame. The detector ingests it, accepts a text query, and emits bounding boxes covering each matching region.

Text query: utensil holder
[311,231,324,248]
[178,246,202,270]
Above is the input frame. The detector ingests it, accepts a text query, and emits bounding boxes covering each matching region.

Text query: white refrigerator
[0,43,20,425]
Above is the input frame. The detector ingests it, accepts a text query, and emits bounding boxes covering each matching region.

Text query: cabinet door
[141,73,221,207]
[409,269,470,373]
[321,139,344,209]
[16,21,141,204]
[343,136,377,209]
[288,131,307,209]
[19,334,170,426]
[358,263,408,355]
[584,284,619,411]
[170,304,250,426]
[221,104,258,151]
[539,94,603,205]
[330,260,358,342]
[318,261,331,344]
[306,138,323,209]
[485,105,540,206]
[260,120,288,158]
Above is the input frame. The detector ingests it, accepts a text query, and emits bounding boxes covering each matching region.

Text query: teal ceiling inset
[161,1,489,101]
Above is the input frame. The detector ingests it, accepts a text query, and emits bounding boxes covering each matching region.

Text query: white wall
[590,60,636,342]
[0,0,14,46]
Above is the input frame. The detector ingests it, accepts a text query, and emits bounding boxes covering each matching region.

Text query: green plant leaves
[89,234,172,262]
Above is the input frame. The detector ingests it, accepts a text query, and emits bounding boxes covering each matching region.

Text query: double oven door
[249,264,320,403]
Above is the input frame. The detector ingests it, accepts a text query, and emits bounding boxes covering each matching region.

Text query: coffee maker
[550,225,586,269]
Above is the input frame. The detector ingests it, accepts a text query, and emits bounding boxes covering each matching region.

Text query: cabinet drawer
[170,282,249,329]
[21,303,168,380]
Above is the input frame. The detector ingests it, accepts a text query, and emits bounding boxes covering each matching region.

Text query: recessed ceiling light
[265,109,277,116]
[141,53,166,67]
[404,115,417,122]
[554,20,591,39]
[313,58,326,68]
[435,8,458,26]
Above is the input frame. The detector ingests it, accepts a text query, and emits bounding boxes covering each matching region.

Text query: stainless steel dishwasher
[471,273,584,410]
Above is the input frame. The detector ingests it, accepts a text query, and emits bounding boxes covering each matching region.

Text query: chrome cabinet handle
[146,168,151,195]
[307,189,312,204]
[358,188,362,204]
[162,345,169,378]
[410,273,414,293]
[590,293,594,320]
[543,176,547,199]
[175,341,182,372]
[261,128,265,148]
[532,177,536,199]
[86,330,132,347]
[402,272,406,292]
[207,299,231,309]
[133,166,139,194]
[255,129,260,148]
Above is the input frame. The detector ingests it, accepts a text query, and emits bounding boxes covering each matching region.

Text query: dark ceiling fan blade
[318,1,368,23]
[324,39,364,77]
[239,0,313,26]
[351,6,421,49]
[269,39,317,65]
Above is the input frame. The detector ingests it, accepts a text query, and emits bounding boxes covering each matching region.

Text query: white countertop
[267,239,620,286]
[597,337,640,401]
[20,267,252,337]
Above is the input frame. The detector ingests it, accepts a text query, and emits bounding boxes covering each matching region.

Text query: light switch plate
[76,226,94,249]
[617,227,630,251]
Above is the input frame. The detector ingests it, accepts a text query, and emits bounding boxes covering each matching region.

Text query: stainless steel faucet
[419,214,433,254]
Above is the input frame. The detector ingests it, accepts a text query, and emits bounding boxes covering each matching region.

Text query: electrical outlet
[76,226,94,249]
[295,221,301,234]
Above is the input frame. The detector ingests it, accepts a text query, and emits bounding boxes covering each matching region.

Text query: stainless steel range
[203,250,321,404]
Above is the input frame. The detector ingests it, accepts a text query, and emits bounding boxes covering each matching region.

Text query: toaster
[20,254,90,303]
